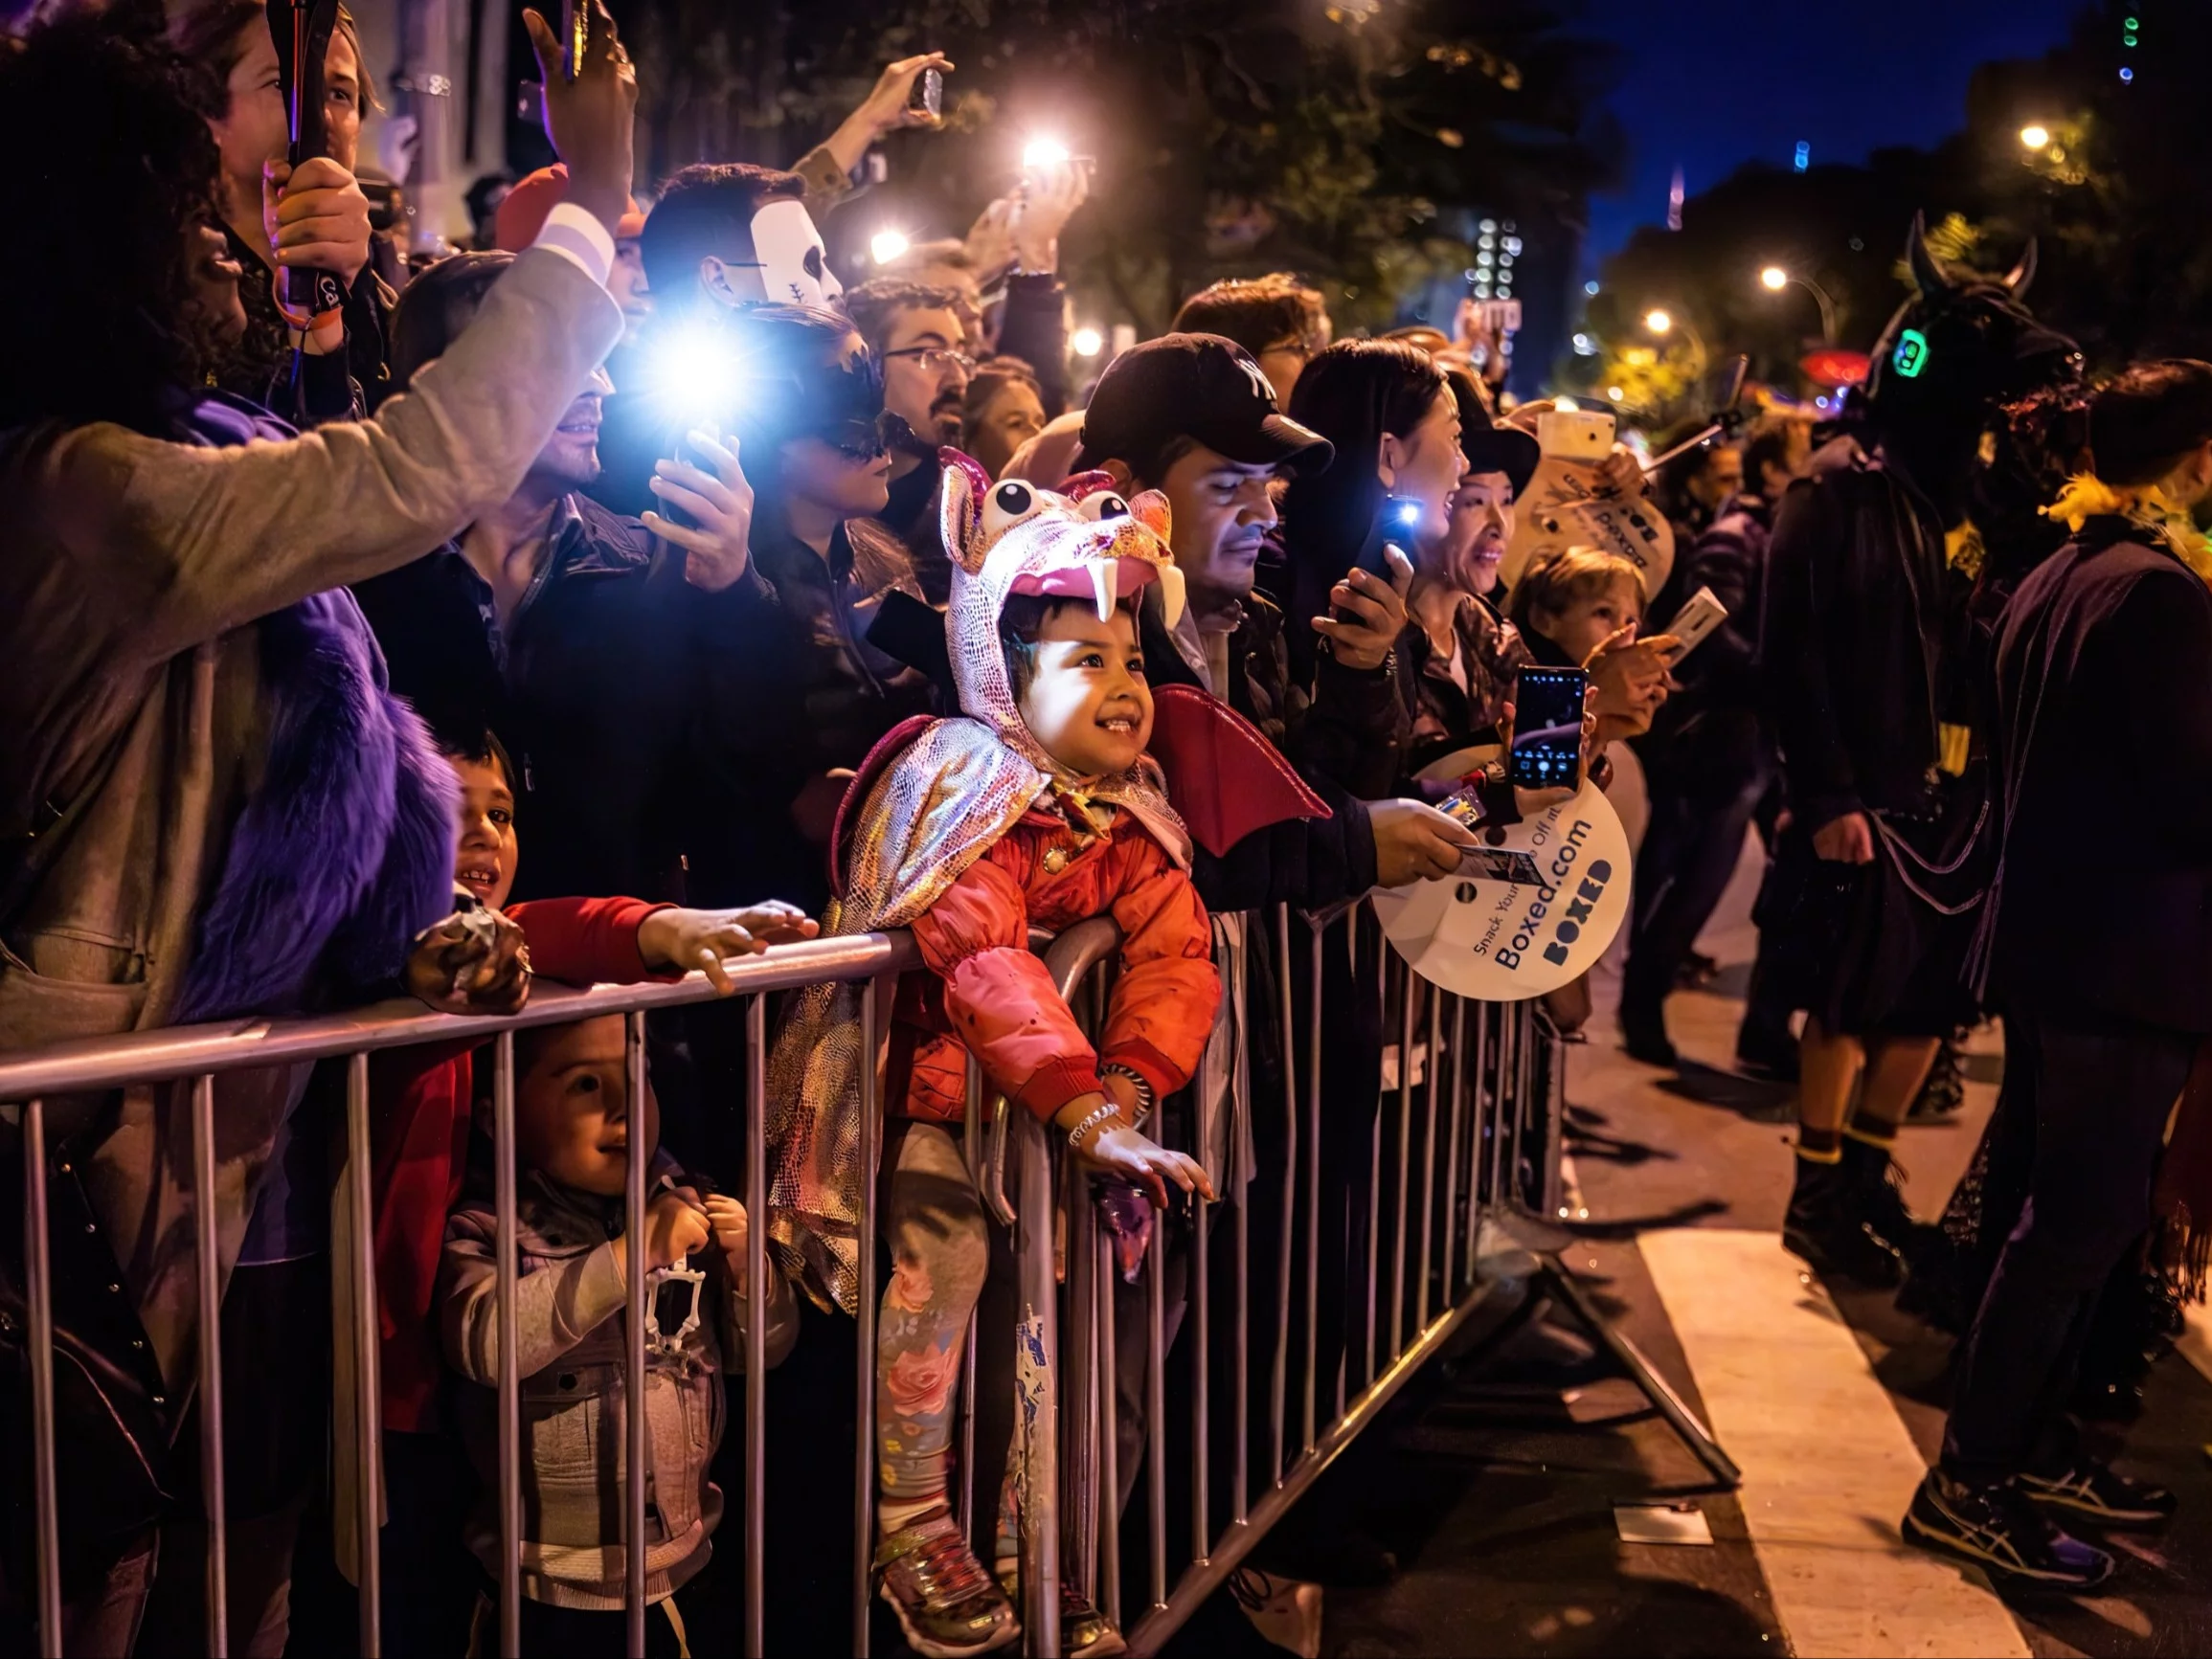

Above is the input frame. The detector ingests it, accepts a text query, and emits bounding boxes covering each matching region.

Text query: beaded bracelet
[1100,1062,1156,1130]
[1064,1100,1126,1150]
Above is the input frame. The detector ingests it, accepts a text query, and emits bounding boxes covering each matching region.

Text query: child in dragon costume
[772,451,1332,1657]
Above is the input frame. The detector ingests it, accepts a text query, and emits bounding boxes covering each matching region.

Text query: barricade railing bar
[2,907,1560,1658]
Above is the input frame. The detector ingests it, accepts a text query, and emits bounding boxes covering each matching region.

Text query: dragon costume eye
[984,480,1050,540]
[1079,492,1130,521]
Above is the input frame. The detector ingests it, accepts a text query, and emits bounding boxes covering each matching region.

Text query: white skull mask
[750,198,843,309]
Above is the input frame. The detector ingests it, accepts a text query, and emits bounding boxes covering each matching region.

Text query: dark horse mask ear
[2003,238,2039,299]
[1906,212,1951,298]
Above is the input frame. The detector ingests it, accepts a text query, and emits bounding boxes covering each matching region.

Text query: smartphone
[1508,665,1587,791]
[560,0,584,81]
[913,65,942,119]
[1352,494,1424,581]
[1704,353,1750,424]
[1535,408,1615,461]
[656,431,712,531]
[1660,585,1730,661]
[359,174,402,235]
[1458,846,1545,886]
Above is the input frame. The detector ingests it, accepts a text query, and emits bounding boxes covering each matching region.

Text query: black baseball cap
[1072,332,1335,479]
[1459,414,1542,501]
[1439,368,1542,500]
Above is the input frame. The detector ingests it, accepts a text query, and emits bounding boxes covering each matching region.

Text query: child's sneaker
[994,1560,1127,1658]
[875,1509,1020,1657]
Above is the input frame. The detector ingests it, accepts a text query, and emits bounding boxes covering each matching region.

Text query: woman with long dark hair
[1280,339,1467,694]
[0,6,634,1648]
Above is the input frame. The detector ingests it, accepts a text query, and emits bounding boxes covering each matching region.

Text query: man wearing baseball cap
[1070,336,1481,1617]
[1073,335,1448,844]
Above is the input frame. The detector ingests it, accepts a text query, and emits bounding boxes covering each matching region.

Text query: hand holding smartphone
[1534,408,1615,462]
[1353,493,1425,581]
[1659,585,1729,661]
[1507,665,1588,791]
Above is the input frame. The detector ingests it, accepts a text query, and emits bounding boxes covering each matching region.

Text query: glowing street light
[2019,123,2051,150]
[1754,265,1838,342]
[869,229,912,265]
[1643,308,1673,335]
[1071,325,1105,358]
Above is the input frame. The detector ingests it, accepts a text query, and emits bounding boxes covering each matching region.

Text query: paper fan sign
[1371,781,1633,1000]
[1500,456,1675,601]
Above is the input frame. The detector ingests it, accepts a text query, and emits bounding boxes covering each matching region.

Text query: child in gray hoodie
[440,1013,797,1650]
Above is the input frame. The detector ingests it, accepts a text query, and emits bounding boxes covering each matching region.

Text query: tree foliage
[1569,0,2212,410]
[621,0,1622,337]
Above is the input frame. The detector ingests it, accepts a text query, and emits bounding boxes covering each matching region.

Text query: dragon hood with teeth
[766,450,1197,1310]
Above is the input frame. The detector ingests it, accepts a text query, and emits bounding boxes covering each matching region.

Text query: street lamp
[1071,325,1105,358]
[1643,308,1673,335]
[2019,123,2051,150]
[1755,265,1837,344]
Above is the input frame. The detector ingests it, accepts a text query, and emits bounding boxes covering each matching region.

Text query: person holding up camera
[0,5,637,1646]
[171,0,395,423]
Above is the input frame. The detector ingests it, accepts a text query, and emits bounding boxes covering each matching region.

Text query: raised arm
[36,243,622,666]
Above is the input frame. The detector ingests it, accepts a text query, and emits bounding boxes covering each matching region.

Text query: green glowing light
[1893,328,1930,380]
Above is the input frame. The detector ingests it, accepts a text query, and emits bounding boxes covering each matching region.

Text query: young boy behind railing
[771,462,1221,1659]
[439,1012,797,1652]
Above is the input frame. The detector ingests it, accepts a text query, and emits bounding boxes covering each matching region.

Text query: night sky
[1579,0,2083,267]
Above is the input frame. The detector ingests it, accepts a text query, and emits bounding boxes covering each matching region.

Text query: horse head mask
[1864,213,2081,437]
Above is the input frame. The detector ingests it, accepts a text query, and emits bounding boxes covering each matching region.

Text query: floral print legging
[878,1120,1018,1547]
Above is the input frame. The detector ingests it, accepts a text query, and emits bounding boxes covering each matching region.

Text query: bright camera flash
[1071,325,1105,358]
[1023,137,1073,169]
[870,229,911,265]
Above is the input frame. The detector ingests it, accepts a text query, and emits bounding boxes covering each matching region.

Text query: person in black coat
[1621,415,1810,1064]
[1759,219,2078,1289]
[350,252,782,908]
[1904,360,2212,1588]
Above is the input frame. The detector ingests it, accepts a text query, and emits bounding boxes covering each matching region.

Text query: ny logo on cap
[1235,356,1279,408]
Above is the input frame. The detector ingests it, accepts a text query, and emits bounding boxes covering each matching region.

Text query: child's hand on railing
[1057,1095,1215,1209]
[406,903,531,1015]
[638,902,820,993]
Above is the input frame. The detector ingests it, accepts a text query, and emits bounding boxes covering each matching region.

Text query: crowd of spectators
[4,0,2210,1648]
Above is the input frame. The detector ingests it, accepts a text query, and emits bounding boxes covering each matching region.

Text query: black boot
[1783,1153,1907,1288]
[1618,992,1678,1067]
[1840,1133,1938,1271]
[1907,1035,1967,1121]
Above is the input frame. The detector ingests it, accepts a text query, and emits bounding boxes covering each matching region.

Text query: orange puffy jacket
[891,805,1220,1124]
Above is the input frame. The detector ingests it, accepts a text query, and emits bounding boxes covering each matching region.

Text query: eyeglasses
[882,346,978,375]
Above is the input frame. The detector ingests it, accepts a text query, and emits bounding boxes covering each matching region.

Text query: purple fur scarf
[167,392,458,1024]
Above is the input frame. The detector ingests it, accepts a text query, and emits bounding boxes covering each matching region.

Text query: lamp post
[1643,307,1706,360]
[1757,265,1837,344]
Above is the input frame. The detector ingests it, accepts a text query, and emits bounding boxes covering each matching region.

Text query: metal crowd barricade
[2,901,1565,1659]
[0,931,915,1659]
[960,906,1558,1658]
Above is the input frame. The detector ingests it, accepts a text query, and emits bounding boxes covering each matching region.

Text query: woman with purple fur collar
[0,7,636,1650]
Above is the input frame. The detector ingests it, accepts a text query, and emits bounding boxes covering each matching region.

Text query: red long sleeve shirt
[372,896,674,1431]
